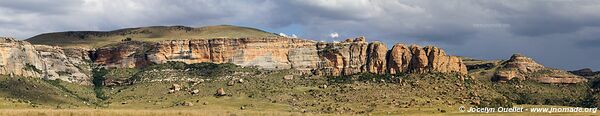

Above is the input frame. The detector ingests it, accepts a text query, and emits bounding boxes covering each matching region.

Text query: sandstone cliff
[34,45,91,85]
[2,36,468,85]
[0,37,91,84]
[0,37,44,78]
[494,54,586,84]
[315,37,369,76]
[365,41,388,74]
[92,36,467,76]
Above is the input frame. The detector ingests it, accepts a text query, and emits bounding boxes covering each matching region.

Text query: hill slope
[26,25,279,48]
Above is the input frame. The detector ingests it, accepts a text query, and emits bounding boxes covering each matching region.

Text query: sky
[1,0,599,70]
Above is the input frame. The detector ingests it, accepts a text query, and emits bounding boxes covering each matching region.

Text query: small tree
[122,37,132,41]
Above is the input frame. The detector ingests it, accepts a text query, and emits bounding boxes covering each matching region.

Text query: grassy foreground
[0,62,598,115]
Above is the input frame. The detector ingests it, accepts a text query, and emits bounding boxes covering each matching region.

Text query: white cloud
[278,33,287,37]
[278,33,298,38]
[329,32,339,38]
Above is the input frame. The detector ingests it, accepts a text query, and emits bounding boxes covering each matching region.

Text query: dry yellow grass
[0,109,318,116]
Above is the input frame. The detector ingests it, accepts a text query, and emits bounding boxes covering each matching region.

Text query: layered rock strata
[0,37,44,78]
[2,36,469,85]
[92,37,467,76]
[0,37,91,84]
[494,54,586,84]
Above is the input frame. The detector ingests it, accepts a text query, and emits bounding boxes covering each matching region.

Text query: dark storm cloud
[483,0,600,37]
[0,0,82,14]
[0,0,599,70]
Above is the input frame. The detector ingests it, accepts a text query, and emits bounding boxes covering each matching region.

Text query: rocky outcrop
[93,41,154,68]
[423,46,468,74]
[366,41,387,74]
[0,37,91,85]
[387,44,412,74]
[0,37,44,77]
[147,38,318,72]
[93,36,467,76]
[408,45,430,73]
[34,45,91,85]
[315,37,369,76]
[387,44,467,75]
[494,54,586,84]
[2,35,469,85]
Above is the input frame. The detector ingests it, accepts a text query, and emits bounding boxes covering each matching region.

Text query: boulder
[171,84,181,91]
[227,80,235,86]
[216,88,226,96]
[283,75,294,80]
[191,89,200,95]
[181,102,193,106]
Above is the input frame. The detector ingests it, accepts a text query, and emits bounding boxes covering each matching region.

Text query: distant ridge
[26,25,279,48]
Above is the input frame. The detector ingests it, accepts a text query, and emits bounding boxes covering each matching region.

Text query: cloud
[329,32,339,39]
[0,0,599,70]
[278,33,298,38]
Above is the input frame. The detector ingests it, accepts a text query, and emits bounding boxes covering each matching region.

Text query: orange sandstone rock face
[0,36,468,85]
[387,44,467,75]
[93,36,467,76]
[315,37,368,76]
[146,38,319,72]
[408,45,429,73]
[423,46,468,74]
[366,41,387,74]
[387,44,412,74]
[93,41,153,68]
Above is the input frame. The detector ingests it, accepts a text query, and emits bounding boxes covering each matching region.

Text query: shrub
[121,37,132,41]
[92,68,108,100]
[23,63,42,73]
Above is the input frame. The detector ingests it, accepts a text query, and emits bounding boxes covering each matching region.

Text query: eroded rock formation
[0,37,91,84]
[494,54,586,84]
[366,41,387,74]
[387,44,412,74]
[2,36,469,85]
[315,37,368,76]
[34,45,91,85]
[146,38,319,72]
[0,37,44,78]
[93,36,468,76]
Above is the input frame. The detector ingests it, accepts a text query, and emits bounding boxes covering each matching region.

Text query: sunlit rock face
[0,37,44,78]
[92,36,468,76]
[0,37,91,85]
[494,54,586,84]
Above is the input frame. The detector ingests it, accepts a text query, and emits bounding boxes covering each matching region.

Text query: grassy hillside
[26,25,280,48]
[0,61,597,115]
[0,76,99,109]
